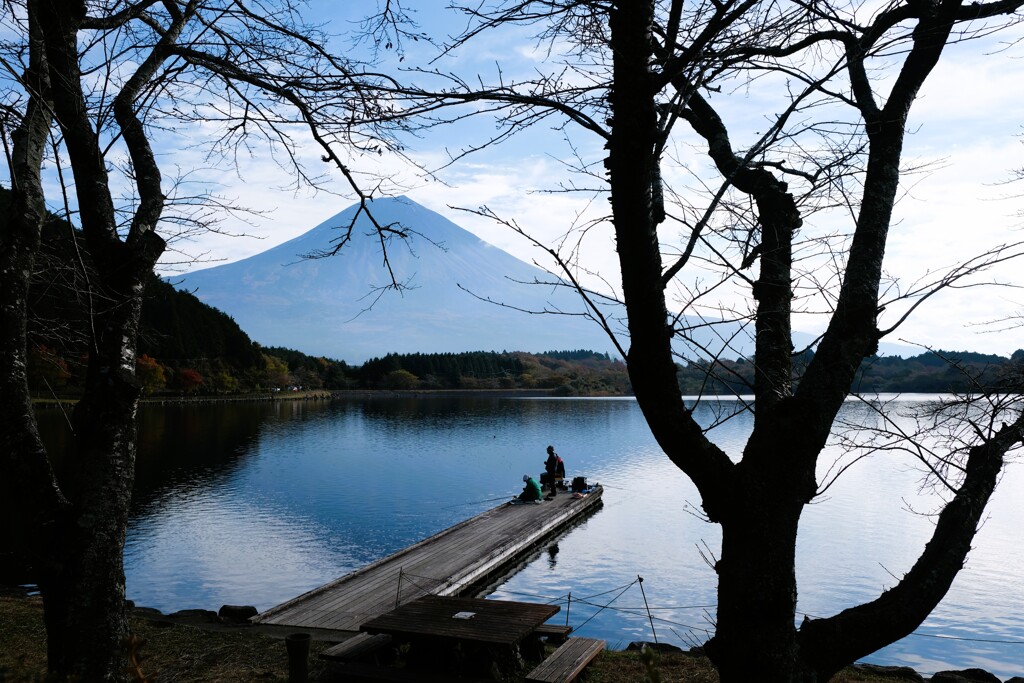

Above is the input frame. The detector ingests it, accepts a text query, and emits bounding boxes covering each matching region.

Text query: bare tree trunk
[0,1,72,670]
[0,2,59,531]
[41,327,143,681]
[606,1,734,513]
[605,11,811,680]
[411,0,1024,679]
[30,0,166,678]
[703,434,820,681]
[712,504,807,681]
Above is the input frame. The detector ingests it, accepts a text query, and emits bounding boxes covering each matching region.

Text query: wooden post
[638,575,657,645]
[285,632,310,683]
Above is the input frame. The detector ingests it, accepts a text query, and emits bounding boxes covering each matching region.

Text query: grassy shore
[0,595,908,683]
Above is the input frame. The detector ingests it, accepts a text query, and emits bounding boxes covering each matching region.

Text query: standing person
[543,445,563,500]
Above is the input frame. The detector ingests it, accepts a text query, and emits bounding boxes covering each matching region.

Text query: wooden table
[361,595,560,677]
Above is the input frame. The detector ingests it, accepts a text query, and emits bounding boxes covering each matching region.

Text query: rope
[491,587,572,604]
[394,569,450,604]
[899,632,1024,645]
[577,579,641,601]
[503,581,1024,655]
[395,572,1023,649]
[568,598,713,634]
[571,579,638,633]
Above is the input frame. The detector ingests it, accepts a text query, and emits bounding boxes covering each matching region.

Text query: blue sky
[5,1,1023,356]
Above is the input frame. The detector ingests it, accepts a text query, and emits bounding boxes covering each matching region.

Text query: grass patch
[0,596,331,682]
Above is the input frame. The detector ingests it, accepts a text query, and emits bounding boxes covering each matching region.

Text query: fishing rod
[442,494,517,509]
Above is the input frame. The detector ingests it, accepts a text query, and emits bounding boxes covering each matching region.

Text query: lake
[36,396,1024,678]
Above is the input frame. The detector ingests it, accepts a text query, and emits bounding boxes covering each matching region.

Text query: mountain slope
[172,197,620,362]
[172,196,917,363]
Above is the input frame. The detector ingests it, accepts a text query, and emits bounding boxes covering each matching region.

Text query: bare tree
[0,1,401,679]
[365,1,1024,680]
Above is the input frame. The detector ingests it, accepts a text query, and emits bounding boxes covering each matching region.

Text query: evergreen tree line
[20,199,265,395]
[11,184,272,396]
[677,349,1024,396]
[349,350,629,394]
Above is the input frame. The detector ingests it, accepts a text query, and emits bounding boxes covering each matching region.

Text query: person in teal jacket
[518,474,542,502]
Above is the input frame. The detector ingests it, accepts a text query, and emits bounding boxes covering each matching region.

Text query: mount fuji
[171,196,916,364]
[171,197,622,363]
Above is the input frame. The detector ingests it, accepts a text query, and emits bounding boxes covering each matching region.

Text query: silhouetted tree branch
[354,1,1024,680]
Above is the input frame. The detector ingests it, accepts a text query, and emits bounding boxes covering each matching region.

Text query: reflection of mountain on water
[134,400,349,516]
[36,400,330,520]
[23,404,265,588]
[130,403,269,517]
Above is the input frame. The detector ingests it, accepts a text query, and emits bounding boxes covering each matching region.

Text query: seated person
[518,474,542,502]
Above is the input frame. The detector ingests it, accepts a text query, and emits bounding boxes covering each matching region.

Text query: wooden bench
[320,633,392,662]
[533,623,573,644]
[525,637,606,683]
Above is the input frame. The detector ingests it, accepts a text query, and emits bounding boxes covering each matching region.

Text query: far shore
[32,387,630,407]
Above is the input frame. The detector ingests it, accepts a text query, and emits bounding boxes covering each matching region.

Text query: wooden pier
[252,486,603,634]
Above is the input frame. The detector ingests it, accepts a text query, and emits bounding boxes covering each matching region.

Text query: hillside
[6,182,628,396]
[1,186,262,394]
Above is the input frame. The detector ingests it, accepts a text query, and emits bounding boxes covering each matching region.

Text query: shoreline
[2,591,1019,682]
[31,387,621,407]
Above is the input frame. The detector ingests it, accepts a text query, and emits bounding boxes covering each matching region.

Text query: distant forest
[678,349,1024,396]
[347,349,629,394]
[12,186,1021,398]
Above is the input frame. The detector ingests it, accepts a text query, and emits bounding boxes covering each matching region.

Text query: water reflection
[547,544,559,570]
[32,396,1024,679]
[132,402,270,516]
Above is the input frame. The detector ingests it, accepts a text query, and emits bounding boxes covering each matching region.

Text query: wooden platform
[252,486,603,633]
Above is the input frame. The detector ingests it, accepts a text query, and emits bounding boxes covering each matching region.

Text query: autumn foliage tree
[134,355,166,396]
[172,368,204,395]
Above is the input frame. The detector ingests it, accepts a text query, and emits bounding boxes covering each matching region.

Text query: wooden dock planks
[252,486,603,633]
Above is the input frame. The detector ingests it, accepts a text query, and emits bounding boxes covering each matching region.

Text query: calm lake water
[37,396,1024,678]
